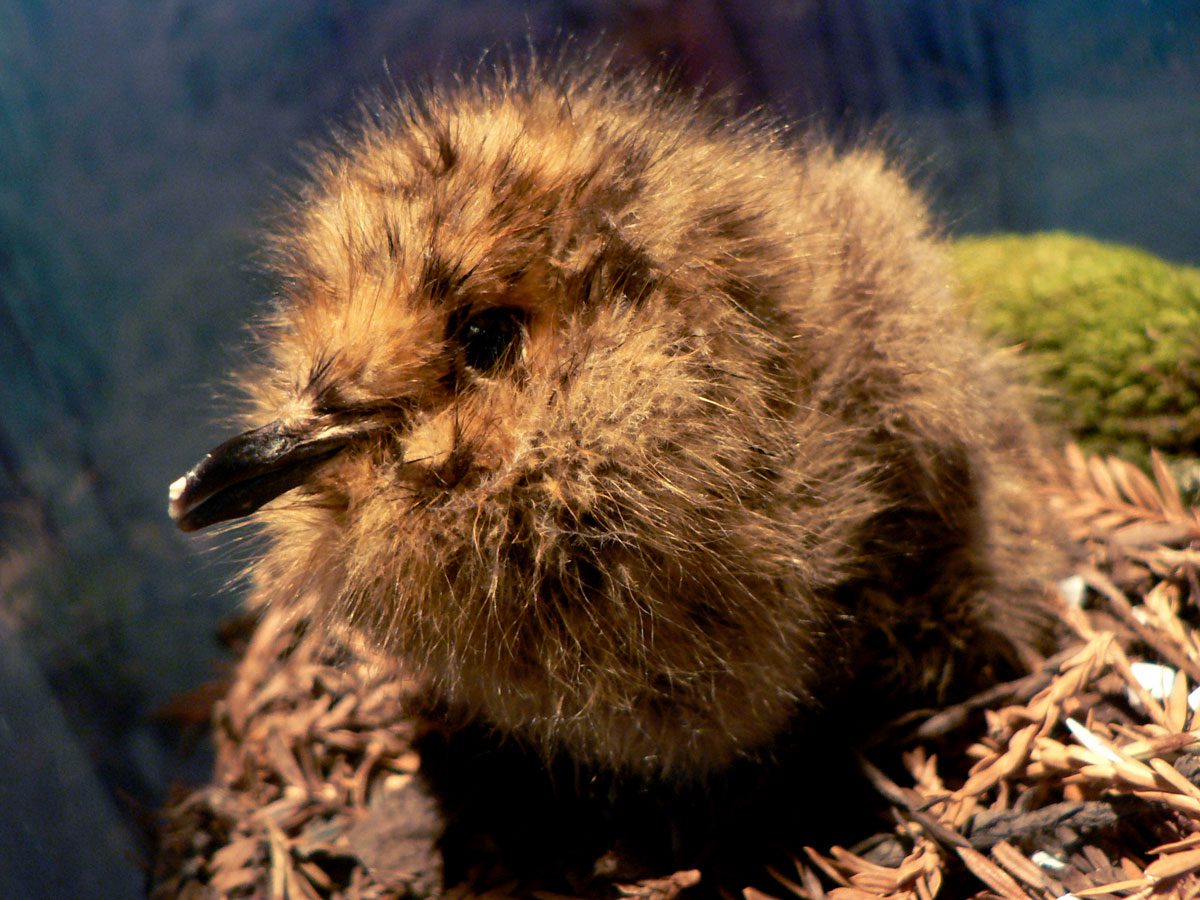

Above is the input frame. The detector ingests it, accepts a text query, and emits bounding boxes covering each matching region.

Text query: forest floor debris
[152,447,1200,899]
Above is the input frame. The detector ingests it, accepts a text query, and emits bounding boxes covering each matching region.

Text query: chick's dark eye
[458,307,525,373]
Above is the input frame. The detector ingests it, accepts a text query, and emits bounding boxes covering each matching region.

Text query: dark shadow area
[416,709,887,897]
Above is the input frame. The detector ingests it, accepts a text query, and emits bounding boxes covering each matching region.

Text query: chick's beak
[168,418,353,532]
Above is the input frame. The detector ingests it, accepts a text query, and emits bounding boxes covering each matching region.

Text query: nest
[152,445,1200,899]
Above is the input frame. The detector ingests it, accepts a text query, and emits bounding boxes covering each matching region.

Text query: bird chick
[170,64,1063,779]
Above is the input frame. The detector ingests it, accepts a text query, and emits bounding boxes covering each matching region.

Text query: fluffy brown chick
[169,63,1064,779]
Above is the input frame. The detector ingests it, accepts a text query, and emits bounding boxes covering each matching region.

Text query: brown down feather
[194,60,1066,779]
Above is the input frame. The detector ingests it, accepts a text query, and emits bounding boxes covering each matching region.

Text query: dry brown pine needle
[152,446,1200,899]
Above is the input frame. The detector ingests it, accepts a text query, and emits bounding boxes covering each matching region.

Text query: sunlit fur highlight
[233,62,1064,778]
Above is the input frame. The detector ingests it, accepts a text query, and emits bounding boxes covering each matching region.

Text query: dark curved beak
[168,419,352,532]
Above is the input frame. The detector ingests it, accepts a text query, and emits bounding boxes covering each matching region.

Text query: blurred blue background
[0,1,1196,895]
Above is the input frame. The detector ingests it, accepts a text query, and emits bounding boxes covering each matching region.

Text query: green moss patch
[953,232,1200,463]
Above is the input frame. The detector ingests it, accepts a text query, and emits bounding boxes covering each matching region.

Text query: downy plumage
[170,62,1064,779]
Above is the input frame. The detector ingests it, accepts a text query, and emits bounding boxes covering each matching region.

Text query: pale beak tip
[168,475,189,520]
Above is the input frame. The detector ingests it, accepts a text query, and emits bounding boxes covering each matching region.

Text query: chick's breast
[175,68,1063,778]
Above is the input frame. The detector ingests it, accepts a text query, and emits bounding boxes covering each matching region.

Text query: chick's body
[173,68,1062,778]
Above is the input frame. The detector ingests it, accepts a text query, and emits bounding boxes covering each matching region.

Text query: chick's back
[211,67,1064,777]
